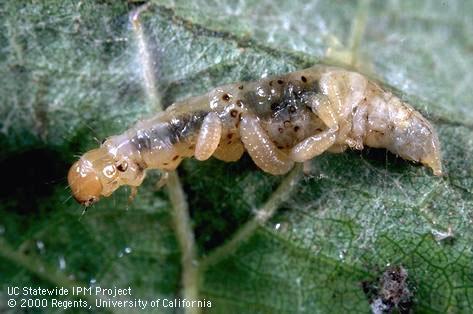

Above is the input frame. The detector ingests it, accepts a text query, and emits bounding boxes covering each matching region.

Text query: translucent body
[68,65,442,205]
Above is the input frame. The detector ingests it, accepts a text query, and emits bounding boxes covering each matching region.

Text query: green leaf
[1,0,473,313]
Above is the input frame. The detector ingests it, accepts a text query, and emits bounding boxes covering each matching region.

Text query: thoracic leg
[195,112,222,161]
[155,171,169,190]
[327,144,348,153]
[318,70,368,142]
[291,130,337,162]
[291,93,339,162]
[240,113,294,175]
[346,102,367,150]
[303,92,338,129]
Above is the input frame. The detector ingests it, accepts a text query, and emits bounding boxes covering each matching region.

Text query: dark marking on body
[130,111,206,152]
[131,129,153,151]
[168,111,207,143]
[270,83,309,115]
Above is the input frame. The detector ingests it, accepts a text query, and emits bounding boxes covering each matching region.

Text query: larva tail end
[426,159,443,176]
[421,152,443,176]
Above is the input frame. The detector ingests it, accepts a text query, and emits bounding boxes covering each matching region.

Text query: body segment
[68,65,442,205]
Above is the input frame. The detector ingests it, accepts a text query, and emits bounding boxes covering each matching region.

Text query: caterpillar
[68,65,443,206]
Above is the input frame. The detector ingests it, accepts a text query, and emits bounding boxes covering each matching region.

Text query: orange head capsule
[68,147,146,206]
[68,158,103,206]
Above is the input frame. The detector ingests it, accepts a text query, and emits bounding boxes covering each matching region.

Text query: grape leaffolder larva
[68,65,442,206]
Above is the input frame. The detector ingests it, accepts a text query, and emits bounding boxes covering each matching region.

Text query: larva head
[68,147,144,206]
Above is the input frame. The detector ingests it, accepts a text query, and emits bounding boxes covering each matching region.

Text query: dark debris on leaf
[363,265,413,314]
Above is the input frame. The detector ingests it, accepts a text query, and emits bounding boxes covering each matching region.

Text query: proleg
[68,65,442,206]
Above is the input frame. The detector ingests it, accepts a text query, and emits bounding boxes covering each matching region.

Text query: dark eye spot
[288,105,296,113]
[236,99,243,107]
[116,161,128,172]
[230,110,238,118]
[301,76,307,83]
[227,133,233,139]
[293,126,300,132]
[277,79,284,85]
[222,94,231,101]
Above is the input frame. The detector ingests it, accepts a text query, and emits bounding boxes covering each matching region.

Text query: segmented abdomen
[68,65,443,206]
[105,66,442,175]
[356,81,442,175]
